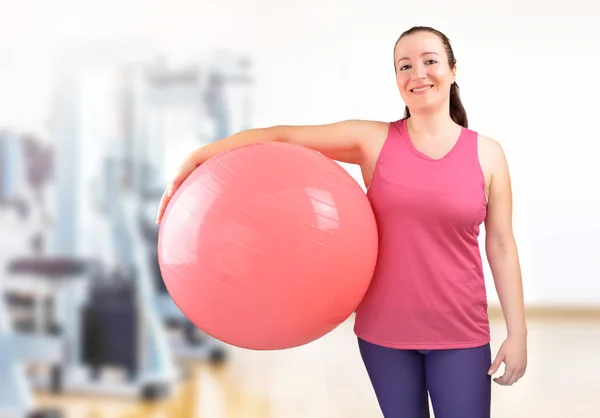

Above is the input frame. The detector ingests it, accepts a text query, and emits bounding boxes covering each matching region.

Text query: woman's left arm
[482,137,528,386]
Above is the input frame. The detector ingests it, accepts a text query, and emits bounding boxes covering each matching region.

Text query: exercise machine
[0,133,63,417]
[3,61,179,400]
[121,51,254,363]
[1,45,255,407]
[0,293,63,418]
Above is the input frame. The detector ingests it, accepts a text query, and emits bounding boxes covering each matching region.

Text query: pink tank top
[354,118,490,349]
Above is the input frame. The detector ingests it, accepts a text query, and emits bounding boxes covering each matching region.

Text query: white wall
[1,0,598,306]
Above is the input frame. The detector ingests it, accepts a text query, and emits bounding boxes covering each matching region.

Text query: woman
[156,26,527,417]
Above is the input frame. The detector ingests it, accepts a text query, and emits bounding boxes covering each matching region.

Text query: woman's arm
[156,119,389,223]
[484,138,527,337]
[481,136,528,385]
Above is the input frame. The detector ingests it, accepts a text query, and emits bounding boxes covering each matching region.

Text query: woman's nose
[411,63,427,80]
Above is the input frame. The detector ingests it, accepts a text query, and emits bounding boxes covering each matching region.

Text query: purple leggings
[358,338,491,418]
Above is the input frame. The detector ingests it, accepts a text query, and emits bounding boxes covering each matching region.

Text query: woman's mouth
[410,85,433,93]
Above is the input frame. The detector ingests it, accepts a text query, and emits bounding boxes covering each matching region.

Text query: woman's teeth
[412,85,432,93]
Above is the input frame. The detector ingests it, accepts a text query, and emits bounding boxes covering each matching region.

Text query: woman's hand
[488,334,527,386]
[155,152,202,224]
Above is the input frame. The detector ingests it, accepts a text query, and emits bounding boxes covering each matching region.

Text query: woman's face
[394,31,456,115]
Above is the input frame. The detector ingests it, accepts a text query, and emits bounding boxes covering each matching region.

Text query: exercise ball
[157,141,378,350]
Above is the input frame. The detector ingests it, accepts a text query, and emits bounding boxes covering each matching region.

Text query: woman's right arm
[155,119,387,223]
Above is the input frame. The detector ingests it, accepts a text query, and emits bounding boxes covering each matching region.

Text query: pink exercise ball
[157,141,378,350]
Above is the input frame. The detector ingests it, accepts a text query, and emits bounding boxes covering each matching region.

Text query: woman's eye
[399,60,437,71]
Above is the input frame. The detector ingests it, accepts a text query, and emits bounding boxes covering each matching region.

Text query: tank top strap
[454,126,478,158]
[375,118,410,164]
[453,126,483,174]
[461,127,487,203]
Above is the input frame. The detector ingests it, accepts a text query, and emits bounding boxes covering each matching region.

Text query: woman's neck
[406,108,459,140]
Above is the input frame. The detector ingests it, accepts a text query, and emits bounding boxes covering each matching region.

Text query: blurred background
[0,0,598,417]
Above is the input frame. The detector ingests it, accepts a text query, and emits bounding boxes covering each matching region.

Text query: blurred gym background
[1,1,598,417]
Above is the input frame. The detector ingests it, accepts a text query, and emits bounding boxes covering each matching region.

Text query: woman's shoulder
[477,133,506,162]
[475,132,509,187]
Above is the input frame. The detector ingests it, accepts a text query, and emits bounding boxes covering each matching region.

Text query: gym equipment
[0,204,64,417]
[0,45,253,409]
[158,142,379,350]
[1,65,179,400]
[0,270,64,418]
[3,166,178,401]
[123,53,253,362]
[0,131,64,417]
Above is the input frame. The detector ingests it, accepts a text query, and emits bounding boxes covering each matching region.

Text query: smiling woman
[154,25,527,418]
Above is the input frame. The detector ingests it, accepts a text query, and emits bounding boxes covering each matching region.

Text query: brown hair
[394,26,468,128]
